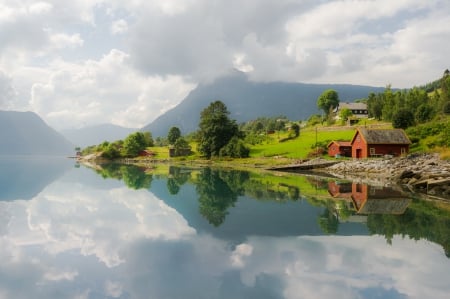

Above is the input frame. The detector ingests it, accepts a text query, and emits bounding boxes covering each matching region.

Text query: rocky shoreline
[316,153,450,198]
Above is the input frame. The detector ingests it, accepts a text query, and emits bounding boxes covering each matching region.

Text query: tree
[415,104,434,123]
[367,92,383,120]
[143,131,154,147]
[392,108,415,129]
[197,101,239,158]
[167,126,181,144]
[291,123,300,137]
[219,136,250,158]
[122,132,150,157]
[173,137,191,156]
[339,108,353,122]
[317,89,339,117]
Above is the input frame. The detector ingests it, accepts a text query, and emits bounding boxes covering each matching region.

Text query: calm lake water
[1,156,450,299]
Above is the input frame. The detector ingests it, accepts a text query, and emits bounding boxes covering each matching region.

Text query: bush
[219,137,250,158]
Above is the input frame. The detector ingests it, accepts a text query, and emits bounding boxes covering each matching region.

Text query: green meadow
[249,127,355,159]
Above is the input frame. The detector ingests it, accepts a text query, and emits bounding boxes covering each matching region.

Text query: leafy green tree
[382,85,395,121]
[122,132,150,157]
[339,108,353,122]
[173,137,191,156]
[219,136,250,158]
[367,92,384,120]
[392,108,415,129]
[317,89,339,117]
[197,101,239,158]
[143,131,154,147]
[101,142,121,159]
[415,104,434,123]
[291,123,300,137]
[167,126,181,144]
[440,69,450,113]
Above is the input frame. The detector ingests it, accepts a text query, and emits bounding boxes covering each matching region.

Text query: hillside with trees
[142,72,386,137]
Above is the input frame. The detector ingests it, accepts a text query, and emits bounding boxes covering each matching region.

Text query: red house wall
[351,183,368,210]
[351,131,367,158]
[367,144,409,157]
[351,131,409,158]
[328,142,340,157]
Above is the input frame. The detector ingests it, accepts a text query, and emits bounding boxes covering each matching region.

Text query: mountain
[61,123,136,148]
[142,72,387,137]
[0,110,74,155]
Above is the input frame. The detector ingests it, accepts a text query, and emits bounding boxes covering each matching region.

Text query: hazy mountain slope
[142,73,386,137]
[61,124,136,148]
[0,110,74,155]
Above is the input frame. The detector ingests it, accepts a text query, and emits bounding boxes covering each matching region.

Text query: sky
[0,0,449,131]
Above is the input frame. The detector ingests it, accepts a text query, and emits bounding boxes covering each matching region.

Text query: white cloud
[110,19,128,35]
[29,49,195,130]
[0,0,449,129]
[0,70,17,109]
[48,32,84,49]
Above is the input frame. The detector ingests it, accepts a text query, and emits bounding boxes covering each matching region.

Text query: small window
[370,148,375,155]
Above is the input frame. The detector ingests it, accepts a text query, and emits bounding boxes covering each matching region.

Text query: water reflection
[1,162,450,298]
[328,181,411,214]
[0,156,72,200]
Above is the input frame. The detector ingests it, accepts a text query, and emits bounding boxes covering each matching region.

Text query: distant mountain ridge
[142,72,386,137]
[0,110,73,155]
[61,124,136,148]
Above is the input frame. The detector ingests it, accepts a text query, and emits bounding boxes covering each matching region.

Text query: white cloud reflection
[0,173,449,298]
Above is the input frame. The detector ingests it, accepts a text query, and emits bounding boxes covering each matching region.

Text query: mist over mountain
[0,110,73,155]
[142,72,386,137]
[61,124,136,148]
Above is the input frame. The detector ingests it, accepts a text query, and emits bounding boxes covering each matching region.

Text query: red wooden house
[327,141,352,157]
[350,128,411,158]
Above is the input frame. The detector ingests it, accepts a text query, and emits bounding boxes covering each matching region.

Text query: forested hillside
[366,70,450,126]
[142,72,386,137]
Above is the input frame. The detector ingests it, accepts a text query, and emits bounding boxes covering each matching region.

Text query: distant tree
[254,121,264,132]
[339,108,353,122]
[415,104,434,123]
[381,85,395,121]
[317,89,339,117]
[173,137,191,156]
[307,114,322,126]
[101,142,121,159]
[440,69,450,112]
[122,132,150,157]
[392,108,415,129]
[291,123,300,137]
[167,126,181,144]
[367,92,383,120]
[197,101,239,158]
[219,136,250,158]
[143,131,154,147]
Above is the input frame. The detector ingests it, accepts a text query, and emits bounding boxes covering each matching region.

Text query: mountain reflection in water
[0,161,449,299]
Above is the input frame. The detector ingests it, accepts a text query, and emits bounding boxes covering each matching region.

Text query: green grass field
[250,127,355,159]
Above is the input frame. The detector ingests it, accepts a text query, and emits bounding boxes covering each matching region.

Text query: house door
[356,149,362,159]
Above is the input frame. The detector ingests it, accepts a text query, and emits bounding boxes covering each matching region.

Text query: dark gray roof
[358,198,411,214]
[339,102,367,110]
[358,128,411,144]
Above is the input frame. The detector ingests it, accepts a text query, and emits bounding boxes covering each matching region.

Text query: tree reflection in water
[195,168,248,226]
